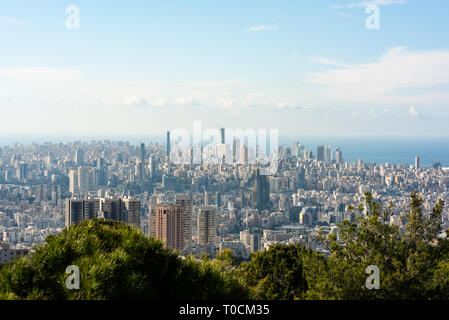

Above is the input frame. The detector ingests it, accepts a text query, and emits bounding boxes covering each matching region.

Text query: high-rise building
[249,234,261,253]
[100,197,127,223]
[198,206,217,246]
[292,141,299,157]
[96,158,107,186]
[336,149,343,164]
[140,143,146,164]
[255,168,270,212]
[148,205,157,238]
[220,127,225,145]
[155,205,185,251]
[149,155,156,178]
[135,160,145,183]
[240,230,250,246]
[324,146,332,162]
[16,163,27,182]
[65,198,83,228]
[75,148,84,165]
[233,138,240,162]
[78,166,90,192]
[65,197,100,228]
[65,196,140,228]
[415,156,421,170]
[215,191,221,207]
[69,169,78,194]
[175,194,192,249]
[123,196,140,229]
[204,191,211,206]
[166,131,171,157]
[317,146,325,162]
[240,144,248,164]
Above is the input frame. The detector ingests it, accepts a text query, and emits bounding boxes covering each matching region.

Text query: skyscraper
[78,166,90,192]
[198,206,217,246]
[255,168,270,212]
[65,196,140,228]
[336,149,343,164]
[220,127,225,145]
[149,155,156,178]
[415,156,421,170]
[96,158,107,186]
[100,197,127,222]
[175,194,193,249]
[148,205,156,238]
[123,196,141,229]
[75,148,84,166]
[240,144,248,164]
[166,131,171,158]
[69,169,78,194]
[155,205,185,251]
[249,234,261,253]
[317,145,325,162]
[292,141,299,157]
[15,163,27,182]
[140,143,146,164]
[65,197,100,228]
[65,198,83,228]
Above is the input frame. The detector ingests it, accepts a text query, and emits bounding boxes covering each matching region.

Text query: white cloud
[409,106,419,117]
[307,47,449,106]
[246,24,279,32]
[0,67,81,84]
[331,0,407,9]
[308,57,349,68]
[0,16,22,25]
[276,101,315,111]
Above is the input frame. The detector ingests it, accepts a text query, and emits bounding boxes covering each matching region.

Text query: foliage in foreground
[1,191,449,300]
[0,219,249,300]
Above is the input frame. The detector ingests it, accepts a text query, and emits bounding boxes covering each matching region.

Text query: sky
[0,0,449,138]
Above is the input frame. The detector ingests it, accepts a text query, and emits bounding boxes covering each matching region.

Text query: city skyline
[1,1,449,137]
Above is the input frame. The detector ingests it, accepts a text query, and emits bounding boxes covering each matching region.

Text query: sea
[0,135,448,168]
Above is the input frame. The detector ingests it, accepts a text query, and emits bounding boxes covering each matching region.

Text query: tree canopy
[1,192,448,300]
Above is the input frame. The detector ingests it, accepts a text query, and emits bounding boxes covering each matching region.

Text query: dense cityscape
[2,131,448,263]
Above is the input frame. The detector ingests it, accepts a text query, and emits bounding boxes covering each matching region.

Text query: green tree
[0,219,249,300]
[314,191,448,299]
[242,244,322,300]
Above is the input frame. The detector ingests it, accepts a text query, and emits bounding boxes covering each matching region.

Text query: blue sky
[0,0,449,137]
